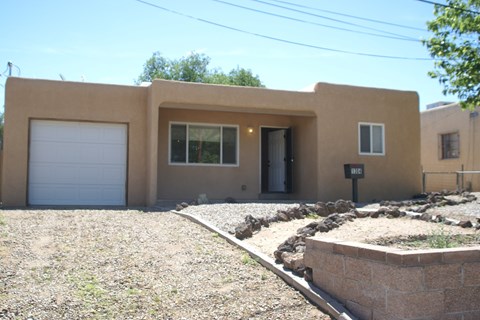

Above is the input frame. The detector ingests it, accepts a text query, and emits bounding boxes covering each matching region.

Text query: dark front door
[261,127,293,193]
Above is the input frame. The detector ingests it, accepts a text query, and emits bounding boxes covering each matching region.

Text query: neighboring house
[2,77,421,207]
[421,102,480,192]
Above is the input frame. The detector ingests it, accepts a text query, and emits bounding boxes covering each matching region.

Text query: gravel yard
[183,195,480,258]
[2,194,479,319]
[0,209,330,320]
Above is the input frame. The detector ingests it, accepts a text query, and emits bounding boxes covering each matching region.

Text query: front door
[268,129,286,192]
[261,127,293,193]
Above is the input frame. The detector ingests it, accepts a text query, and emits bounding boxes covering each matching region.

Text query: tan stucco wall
[421,104,480,191]
[314,83,421,202]
[3,77,148,206]
[3,77,421,206]
[148,80,420,203]
[156,108,317,201]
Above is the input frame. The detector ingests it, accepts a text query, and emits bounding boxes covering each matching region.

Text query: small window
[170,123,238,165]
[359,123,385,155]
[440,132,459,159]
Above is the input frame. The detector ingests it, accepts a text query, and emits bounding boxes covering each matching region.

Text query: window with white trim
[170,123,238,165]
[440,132,459,159]
[359,123,385,155]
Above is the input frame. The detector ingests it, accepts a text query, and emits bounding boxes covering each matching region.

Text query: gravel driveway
[0,209,330,320]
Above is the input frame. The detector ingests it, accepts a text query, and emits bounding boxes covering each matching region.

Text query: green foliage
[241,253,258,266]
[305,213,319,219]
[423,0,480,110]
[137,52,264,87]
[427,226,457,248]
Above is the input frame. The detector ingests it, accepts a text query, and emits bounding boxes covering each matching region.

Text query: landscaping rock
[326,202,336,214]
[277,211,290,222]
[334,199,354,213]
[313,202,329,217]
[355,210,370,218]
[245,214,262,232]
[234,223,253,240]
[281,252,305,275]
[459,220,473,228]
[259,217,270,228]
[370,211,380,218]
[296,227,316,237]
[415,204,431,213]
[316,222,330,233]
[420,213,432,222]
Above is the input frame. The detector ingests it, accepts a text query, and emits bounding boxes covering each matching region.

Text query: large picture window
[170,123,238,165]
[440,132,459,159]
[359,123,385,155]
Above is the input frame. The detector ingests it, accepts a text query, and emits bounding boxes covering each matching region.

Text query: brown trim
[26,118,32,205]
[125,123,129,206]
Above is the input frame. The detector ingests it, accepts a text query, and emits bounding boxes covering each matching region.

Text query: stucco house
[2,77,421,207]
[421,102,480,192]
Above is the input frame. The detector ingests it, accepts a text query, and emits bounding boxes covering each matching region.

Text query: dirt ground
[0,209,331,320]
[245,201,480,258]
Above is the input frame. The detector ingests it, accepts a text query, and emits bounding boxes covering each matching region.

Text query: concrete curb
[172,210,357,320]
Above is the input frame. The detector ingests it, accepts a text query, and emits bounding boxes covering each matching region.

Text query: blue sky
[1,0,455,110]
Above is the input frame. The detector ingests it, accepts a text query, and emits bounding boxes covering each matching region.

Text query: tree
[137,52,264,87]
[423,0,480,109]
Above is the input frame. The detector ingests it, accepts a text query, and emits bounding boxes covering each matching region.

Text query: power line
[213,0,419,42]
[267,0,428,32]
[416,0,480,15]
[247,0,418,40]
[133,0,431,61]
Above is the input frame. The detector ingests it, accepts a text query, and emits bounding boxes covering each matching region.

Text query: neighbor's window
[359,123,385,155]
[440,132,459,159]
[170,123,238,165]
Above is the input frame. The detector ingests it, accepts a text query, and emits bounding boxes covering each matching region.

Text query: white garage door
[29,120,127,205]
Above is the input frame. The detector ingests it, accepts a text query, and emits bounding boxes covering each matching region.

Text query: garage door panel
[32,122,79,142]
[102,167,127,184]
[102,126,126,143]
[80,125,103,143]
[31,164,78,184]
[29,120,127,206]
[102,145,127,164]
[30,184,123,205]
[79,144,104,163]
[101,187,125,202]
[29,185,78,204]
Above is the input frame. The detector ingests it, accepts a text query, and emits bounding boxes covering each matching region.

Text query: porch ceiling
[159,102,316,117]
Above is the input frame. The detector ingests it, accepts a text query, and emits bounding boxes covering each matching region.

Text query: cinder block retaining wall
[304,238,480,320]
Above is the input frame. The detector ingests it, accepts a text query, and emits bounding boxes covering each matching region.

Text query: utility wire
[416,0,480,15]
[247,0,418,40]
[213,0,419,42]
[268,0,428,32]
[134,0,432,60]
